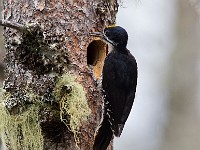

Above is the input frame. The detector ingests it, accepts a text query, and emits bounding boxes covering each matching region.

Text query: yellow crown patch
[106,24,116,28]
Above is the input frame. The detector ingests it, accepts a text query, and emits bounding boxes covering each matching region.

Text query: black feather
[102,49,137,133]
[93,115,113,150]
[92,26,138,150]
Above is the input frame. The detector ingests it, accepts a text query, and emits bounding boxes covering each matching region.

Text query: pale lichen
[53,73,91,146]
[0,89,43,150]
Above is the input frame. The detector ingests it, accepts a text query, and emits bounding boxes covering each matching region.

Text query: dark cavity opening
[87,40,108,79]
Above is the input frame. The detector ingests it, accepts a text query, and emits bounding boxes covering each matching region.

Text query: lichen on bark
[53,73,91,147]
[1,0,118,149]
[0,89,43,150]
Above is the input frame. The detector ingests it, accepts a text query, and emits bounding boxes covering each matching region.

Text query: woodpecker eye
[104,29,111,39]
[104,29,108,35]
[104,28,110,34]
[104,28,108,34]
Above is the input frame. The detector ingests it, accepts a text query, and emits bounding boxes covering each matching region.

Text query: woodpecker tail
[113,124,124,137]
[93,115,113,150]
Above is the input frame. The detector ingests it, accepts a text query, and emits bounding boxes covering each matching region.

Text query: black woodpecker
[90,26,138,150]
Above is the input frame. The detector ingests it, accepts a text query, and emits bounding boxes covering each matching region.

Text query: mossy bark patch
[53,73,91,146]
[0,89,43,150]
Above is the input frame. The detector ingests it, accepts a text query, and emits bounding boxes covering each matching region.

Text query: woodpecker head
[90,26,128,50]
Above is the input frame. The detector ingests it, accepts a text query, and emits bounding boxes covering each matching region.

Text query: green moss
[0,89,43,150]
[0,72,90,149]
[53,73,91,145]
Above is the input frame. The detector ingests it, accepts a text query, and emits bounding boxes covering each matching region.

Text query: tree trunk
[0,5,4,84]
[0,0,118,150]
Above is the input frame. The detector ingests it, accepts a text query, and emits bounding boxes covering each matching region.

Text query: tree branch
[0,19,39,33]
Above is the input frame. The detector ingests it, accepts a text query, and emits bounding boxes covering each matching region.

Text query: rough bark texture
[1,0,118,150]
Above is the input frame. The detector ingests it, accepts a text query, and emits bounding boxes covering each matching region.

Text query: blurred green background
[1,0,200,150]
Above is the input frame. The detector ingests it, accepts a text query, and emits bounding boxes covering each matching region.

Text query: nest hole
[87,40,108,79]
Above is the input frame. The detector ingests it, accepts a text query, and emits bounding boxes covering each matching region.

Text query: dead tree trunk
[0,0,118,150]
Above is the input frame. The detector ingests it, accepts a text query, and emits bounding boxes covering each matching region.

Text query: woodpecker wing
[102,50,137,136]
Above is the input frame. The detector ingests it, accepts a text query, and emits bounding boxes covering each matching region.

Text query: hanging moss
[53,73,91,146]
[0,89,43,150]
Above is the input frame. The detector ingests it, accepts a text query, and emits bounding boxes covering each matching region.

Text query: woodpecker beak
[89,32,106,39]
[89,32,117,46]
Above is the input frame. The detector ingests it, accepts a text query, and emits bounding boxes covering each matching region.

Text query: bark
[0,5,4,84]
[0,0,118,150]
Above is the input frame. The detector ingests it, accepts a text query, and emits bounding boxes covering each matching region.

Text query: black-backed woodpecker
[90,26,138,150]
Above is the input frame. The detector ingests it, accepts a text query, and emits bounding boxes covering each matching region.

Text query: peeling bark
[1,0,118,150]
